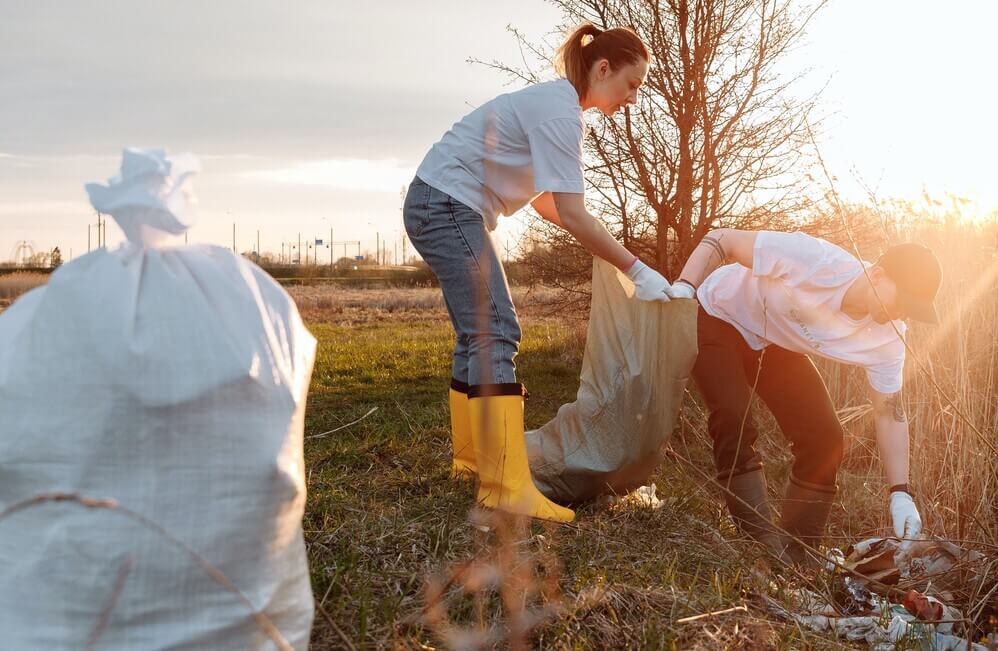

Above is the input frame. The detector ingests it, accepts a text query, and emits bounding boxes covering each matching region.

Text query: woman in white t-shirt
[404,24,678,523]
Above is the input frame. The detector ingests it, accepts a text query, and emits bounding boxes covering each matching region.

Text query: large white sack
[0,149,316,650]
[526,258,698,504]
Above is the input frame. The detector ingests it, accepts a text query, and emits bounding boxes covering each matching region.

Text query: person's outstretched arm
[532,192,635,271]
[673,228,758,292]
[870,387,922,545]
[531,192,673,302]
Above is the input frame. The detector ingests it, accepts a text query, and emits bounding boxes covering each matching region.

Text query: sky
[1,0,996,263]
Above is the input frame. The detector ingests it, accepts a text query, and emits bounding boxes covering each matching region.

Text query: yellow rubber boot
[468,385,575,523]
[449,380,476,478]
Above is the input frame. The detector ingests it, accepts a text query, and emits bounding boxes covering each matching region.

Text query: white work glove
[625,259,671,302]
[668,280,697,300]
[890,490,922,541]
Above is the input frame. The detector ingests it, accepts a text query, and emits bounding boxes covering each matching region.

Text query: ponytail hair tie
[582,26,602,46]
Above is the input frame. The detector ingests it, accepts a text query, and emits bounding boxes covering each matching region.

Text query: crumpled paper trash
[594,484,665,511]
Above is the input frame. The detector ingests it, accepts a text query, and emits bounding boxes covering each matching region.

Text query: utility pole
[297,233,301,265]
[257,230,260,261]
[375,232,380,266]
[330,228,334,267]
[90,211,104,251]
[232,223,236,254]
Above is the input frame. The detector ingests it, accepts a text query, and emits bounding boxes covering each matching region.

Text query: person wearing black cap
[668,230,942,564]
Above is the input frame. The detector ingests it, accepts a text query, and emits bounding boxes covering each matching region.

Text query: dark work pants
[692,306,844,488]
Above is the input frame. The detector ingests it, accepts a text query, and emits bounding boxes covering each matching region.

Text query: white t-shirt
[416,79,586,231]
[697,231,907,393]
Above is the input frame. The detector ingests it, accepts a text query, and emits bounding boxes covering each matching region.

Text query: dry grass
[305,214,996,648]
[0,271,48,305]
[287,284,574,324]
[0,214,990,648]
[808,216,998,547]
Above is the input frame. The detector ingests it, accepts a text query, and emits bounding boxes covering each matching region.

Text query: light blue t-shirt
[416,79,586,230]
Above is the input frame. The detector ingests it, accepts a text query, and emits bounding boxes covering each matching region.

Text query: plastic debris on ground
[764,535,995,650]
[594,484,666,511]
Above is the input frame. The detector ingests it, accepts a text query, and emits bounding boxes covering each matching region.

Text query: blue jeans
[403,176,521,386]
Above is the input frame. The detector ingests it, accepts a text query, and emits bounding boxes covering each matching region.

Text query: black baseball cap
[876,243,942,324]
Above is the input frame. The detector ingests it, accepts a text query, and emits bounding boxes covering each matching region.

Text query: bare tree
[479,0,827,281]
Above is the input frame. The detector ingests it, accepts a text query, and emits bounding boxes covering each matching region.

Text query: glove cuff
[672,279,698,299]
[625,258,646,280]
[889,483,913,498]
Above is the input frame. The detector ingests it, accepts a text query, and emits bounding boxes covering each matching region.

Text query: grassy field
[299,221,996,649]
[302,314,812,649]
[0,219,991,648]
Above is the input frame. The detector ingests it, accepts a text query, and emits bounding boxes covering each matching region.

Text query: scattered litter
[837,536,991,597]
[838,576,878,615]
[767,536,994,650]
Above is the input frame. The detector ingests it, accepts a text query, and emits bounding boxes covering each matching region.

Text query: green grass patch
[303,317,868,649]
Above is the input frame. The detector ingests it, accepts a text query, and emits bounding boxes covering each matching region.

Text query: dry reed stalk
[0,271,48,300]
[421,509,565,650]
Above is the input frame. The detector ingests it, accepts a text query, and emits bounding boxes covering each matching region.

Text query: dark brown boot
[721,469,784,555]
[780,476,836,566]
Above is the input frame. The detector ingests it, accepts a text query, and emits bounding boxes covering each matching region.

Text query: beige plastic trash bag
[526,258,698,504]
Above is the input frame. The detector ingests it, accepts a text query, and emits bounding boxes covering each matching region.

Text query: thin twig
[308,407,379,440]
[315,600,358,651]
[85,555,135,651]
[676,604,748,623]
